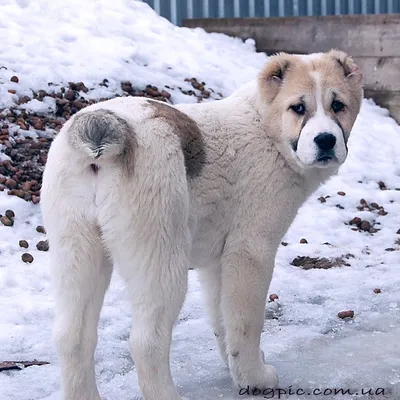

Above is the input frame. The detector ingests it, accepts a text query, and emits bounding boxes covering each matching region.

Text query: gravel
[0,78,218,204]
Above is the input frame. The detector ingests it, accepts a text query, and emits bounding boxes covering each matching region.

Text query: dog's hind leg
[42,187,112,400]
[51,225,111,400]
[99,153,191,400]
[106,213,190,400]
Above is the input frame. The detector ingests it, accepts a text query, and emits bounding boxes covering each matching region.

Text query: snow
[19,98,56,115]
[1,1,400,400]
[0,0,266,108]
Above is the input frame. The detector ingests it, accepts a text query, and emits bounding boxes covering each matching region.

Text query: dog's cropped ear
[259,53,292,102]
[329,49,363,87]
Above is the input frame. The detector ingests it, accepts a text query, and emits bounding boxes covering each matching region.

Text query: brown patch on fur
[329,49,363,83]
[258,53,297,103]
[258,50,363,145]
[145,100,206,178]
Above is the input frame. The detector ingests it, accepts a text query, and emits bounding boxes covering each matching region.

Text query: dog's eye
[290,104,306,115]
[332,100,345,113]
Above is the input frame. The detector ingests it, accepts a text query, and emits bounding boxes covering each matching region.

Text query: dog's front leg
[221,240,279,391]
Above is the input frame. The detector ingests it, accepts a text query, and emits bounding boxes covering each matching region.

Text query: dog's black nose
[314,133,336,151]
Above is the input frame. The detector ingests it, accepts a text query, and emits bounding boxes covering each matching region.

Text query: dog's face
[259,50,363,169]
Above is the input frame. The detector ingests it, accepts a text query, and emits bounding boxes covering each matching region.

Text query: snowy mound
[0,0,267,108]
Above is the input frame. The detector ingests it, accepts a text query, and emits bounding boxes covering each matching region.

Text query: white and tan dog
[41,50,363,400]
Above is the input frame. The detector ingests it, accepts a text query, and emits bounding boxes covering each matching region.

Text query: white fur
[41,61,358,400]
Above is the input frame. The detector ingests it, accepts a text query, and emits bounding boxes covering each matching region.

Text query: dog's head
[258,50,363,169]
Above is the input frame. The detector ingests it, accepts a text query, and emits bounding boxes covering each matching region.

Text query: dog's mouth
[314,151,339,167]
[317,154,334,163]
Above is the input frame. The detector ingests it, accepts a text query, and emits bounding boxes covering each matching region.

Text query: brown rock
[160,90,171,99]
[72,100,86,110]
[16,120,28,130]
[10,76,19,83]
[318,196,326,203]
[8,89,16,95]
[69,82,88,93]
[21,253,34,263]
[5,179,17,189]
[378,181,387,190]
[300,238,308,244]
[145,85,160,97]
[22,181,33,191]
[121,82,133,93]
[269,293,279,302]
[65,90,76,101]
[373,288,381,294]
[360,220,371,231]
[5,209,15,219]
[338,310,354,319]
[19,95,31,104]
[36,90,48,99]
[36,240,49,251]
[31,195,40,204]
[349,217,362,226]
[33,120,45,131]
[36,225,46,233]
[337,191,346,196]
[14,190,25,198]
[56,98,69,106]
[0,216,13,226]
[19,240,29,248]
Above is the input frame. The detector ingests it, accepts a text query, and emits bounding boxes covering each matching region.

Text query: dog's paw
[233,363,279,391]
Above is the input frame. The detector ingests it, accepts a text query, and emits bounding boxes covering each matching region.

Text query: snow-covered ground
[0,0,266,109]
[1,1,400,400]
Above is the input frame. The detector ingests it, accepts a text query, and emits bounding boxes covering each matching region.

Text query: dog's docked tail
[68,108,135,162]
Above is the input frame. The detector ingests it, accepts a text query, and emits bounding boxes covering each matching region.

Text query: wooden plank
[184,14,400,123]
[0,360,50,372]
[183,14,400,57]
[364,89,400,123]
[354,57,400,92]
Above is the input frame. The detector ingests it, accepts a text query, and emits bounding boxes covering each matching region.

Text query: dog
[41,49,363,400]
